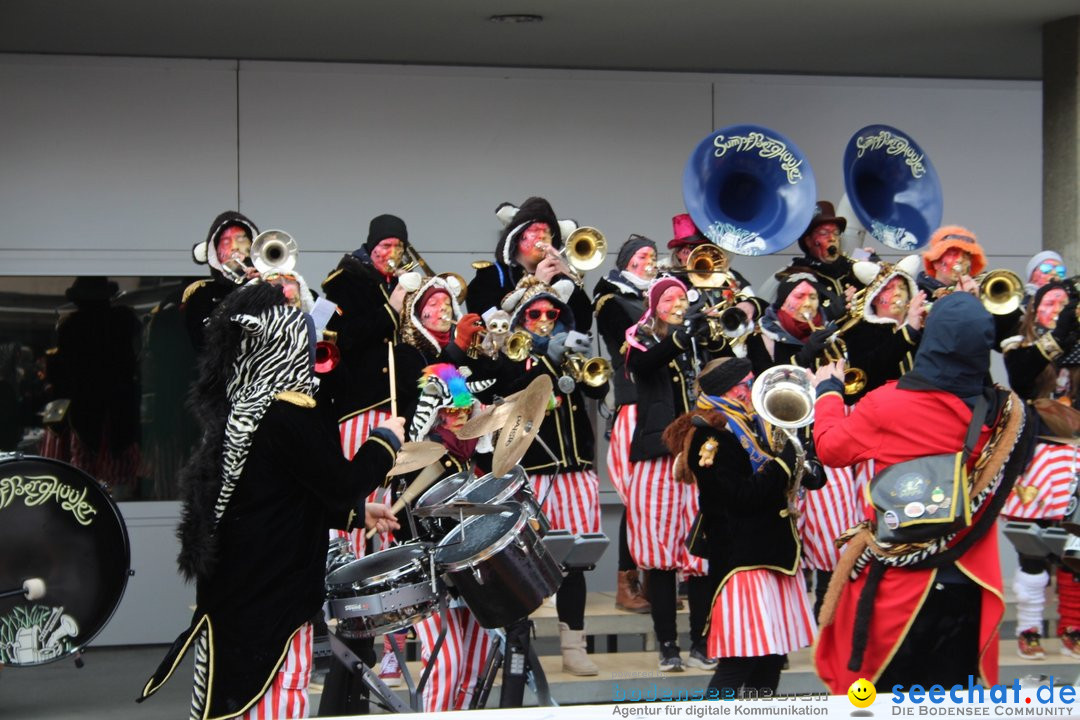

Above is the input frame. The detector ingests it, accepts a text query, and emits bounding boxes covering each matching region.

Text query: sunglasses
[1038,262,1066,278]
[441,406,471,416]
[526,308,560,321]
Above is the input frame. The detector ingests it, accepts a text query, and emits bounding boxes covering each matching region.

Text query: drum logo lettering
[855,130,927,178]
[0,605,80,665]
[0,474,98,526]
[713,132,804,184]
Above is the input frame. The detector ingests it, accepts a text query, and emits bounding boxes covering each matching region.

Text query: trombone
[978,269,1023,316]
[684,244,736,289]
[389,242,468,304]
[541,227,606,283]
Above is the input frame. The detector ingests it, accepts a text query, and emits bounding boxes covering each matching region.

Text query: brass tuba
[751,364,814,487]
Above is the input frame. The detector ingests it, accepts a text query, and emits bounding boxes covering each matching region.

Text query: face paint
[1031,260,1066,288]
[419,291,453,333]
[626,246,658,281]
[872,276,910,322]
[217,225,252,267]
[674,245,694,267]
[521,299,559,337]
[371,237,403,275]
[807,223,841,263]
[724,373,754,406]
[933,248,971,283]
[782,281,819,323]
[438,405,471,434]
[656,286,689,326]
[516,222,552,267]
[1036,288,1069,330]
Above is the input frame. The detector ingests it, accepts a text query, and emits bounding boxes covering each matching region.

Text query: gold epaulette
[181,279,210,304]
[322,268,344,287]
[275,391,317,408]
[594,293,614,314]
[471,260,493,270]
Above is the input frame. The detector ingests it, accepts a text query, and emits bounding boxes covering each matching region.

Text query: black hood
[195,211,260,282]
[906,291,993,405]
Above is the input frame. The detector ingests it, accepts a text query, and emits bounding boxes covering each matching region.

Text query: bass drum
[0,454,131,667]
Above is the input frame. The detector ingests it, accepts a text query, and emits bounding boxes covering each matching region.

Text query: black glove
[1052,299,1080,349]
[673,313,708,347]
[794,328,834,366]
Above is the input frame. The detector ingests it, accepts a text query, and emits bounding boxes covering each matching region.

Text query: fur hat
[616,234,656,271]
[922,225,986,278]
[854,255,921,325]
[495,197,578,267]
[797,201,847,255]
[698,357,753,398]
[192,211,259,277]
[365,214,408,253]
[503,276,575,332]
[667,213,708,250]
[400,275,463,356]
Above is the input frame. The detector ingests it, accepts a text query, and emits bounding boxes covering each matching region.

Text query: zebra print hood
[177,283,314,581]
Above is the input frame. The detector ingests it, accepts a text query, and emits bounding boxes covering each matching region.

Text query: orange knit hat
[921,225,986,278]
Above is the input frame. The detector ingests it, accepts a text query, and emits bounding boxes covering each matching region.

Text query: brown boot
[615,570,651,613]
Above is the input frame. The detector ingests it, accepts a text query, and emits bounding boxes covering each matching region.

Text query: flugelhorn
[251,230,298,276]
[503,331,533,361]
[559,353,613,391]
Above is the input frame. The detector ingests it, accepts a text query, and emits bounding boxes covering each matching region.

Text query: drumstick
[365,462,443,539]
[388,343,398,418]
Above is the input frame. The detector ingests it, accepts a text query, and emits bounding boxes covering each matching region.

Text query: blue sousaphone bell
[840,124,943,251]
[682,124,817,256]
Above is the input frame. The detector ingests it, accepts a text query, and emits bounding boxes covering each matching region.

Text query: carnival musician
[767,201,871,300]
[624,276,719,673]
[1001,279,1080,659]
[745,273,844,374]
[183,210,260,350]
[666,213,762,319]
[662,358,819,696]
[1025,251,1068,301]
[916,224,985,300]
[592,233,657,614]
[466,197,592,332]
[494,276,608,676]
[812,292,1033,691]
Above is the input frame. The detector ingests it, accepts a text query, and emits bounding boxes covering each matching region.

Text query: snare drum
[325,542,442,638]
[458,466,550,536]
[414,470,475,542]
[435,502,562,629]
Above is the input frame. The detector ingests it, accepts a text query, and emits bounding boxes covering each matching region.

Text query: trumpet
[978,269,1023,316]
[251,230,298,276]
[541,226,606,283]
[558,352,612,393]
[804,293,868,396]
[503,330,533,362]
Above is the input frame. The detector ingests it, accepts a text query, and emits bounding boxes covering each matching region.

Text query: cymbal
[457,400,513,440]
[491,374,553,477]
[386,440,446,477]
[1033,398,1080,439]
[412,501,511,519]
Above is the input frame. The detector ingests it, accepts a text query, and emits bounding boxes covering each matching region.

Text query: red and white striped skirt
[706,569,815,659]
[1002,442,1079,520]
[529,470,601,536]
[414,606,493,712]
[798,465,868,571]
[626,456,706,575]
[605,404,637,503]
[239,622,314,719]
[333,408,393,558]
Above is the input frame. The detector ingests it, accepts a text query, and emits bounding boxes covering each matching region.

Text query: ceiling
[2,1,1077,80]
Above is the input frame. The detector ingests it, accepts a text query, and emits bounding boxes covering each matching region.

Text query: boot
[559,622,598,676]
[615,569,651,613]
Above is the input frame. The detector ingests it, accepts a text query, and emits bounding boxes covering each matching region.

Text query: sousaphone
[838,124,943,251]
[682,124,818,256]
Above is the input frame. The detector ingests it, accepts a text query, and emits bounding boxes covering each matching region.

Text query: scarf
[777,307,817,342]
[696,393,770,471]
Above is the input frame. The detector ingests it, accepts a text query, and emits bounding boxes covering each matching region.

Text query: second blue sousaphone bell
[682,124,818,256]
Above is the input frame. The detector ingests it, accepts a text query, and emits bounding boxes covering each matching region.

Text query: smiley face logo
[847,677,876,708]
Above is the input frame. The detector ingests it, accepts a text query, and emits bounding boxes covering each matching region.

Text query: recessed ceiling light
[488,14,543,24]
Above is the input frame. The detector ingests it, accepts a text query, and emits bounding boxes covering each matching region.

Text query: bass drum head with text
[0,455,131,667]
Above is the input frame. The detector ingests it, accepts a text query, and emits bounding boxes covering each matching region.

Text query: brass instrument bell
[251,230,299,276]
[684,244,734,288]
[503,330,533,361]
[978,269,1023,316]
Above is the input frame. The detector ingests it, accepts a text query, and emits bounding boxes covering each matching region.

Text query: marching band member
[812,292,1033,691]
[624,276,718,672]
[406,364,496,712]
[666,213,759,305]
[592,233,657,614]
[915,224,985,300]
[746,274,843,373]
[466,197,593,332]
[767,201,870,300]
[1001,280,1080,659]
[1024,251,1067,300]
[662,358,819,696]
[498,276,608,676]
[183,210,260,350]
[139,282,404,720]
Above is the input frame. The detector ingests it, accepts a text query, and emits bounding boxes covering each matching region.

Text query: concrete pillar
[1043,17,1080,273]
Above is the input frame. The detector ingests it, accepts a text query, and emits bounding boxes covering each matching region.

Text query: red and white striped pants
[605,404,637,503]
[707,569,815,659]
[798,465,866,571]
[626,456,706,575]
[414,606,493,712]
[238,623,314,719]
[1002,442,1079,520]
[333,408,393,558]
[529,469,601,536]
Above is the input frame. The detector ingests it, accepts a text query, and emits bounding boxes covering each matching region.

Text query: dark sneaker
[685,646,718,670]
[658,641,683,672]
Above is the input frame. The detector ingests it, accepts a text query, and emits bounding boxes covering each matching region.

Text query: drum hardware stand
[470,618,555,709]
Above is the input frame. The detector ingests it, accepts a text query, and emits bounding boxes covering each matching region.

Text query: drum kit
[0,454,132,669]
[322,375,607,711]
